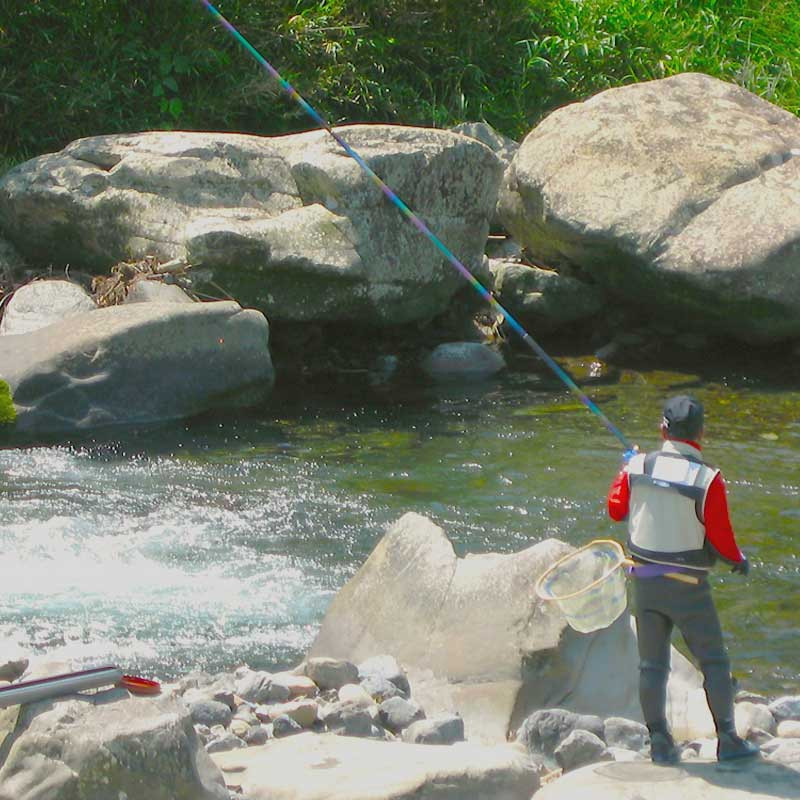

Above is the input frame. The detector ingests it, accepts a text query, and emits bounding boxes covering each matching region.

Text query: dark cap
[662,395,704,440]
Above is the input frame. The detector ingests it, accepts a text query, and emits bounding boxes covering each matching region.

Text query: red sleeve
[607,469,630,522]
[703,473,744,564]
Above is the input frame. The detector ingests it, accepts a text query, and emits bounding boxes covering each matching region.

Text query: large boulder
[0,299,273,434]
[309,512,703,743]
[0,690,228,800]
[498,72,800,343]
[0,126,503,326]
[211,732,540,800]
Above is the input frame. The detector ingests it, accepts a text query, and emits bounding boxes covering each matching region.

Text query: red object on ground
[119,675,161,695]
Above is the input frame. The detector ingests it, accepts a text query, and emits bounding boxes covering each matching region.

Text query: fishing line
[195,0,633,453]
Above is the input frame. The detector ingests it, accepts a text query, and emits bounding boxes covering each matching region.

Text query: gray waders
[632,574,736,736]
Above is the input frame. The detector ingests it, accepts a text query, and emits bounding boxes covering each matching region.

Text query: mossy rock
[0,380,16,425]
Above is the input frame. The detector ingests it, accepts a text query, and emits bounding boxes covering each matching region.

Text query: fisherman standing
[607,394,759,764]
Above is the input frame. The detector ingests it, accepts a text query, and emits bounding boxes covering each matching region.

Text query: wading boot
[649,731,680,765]
[717,730,760,761]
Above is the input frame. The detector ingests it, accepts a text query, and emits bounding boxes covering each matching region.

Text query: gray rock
[766,737,800,767]
[421,342,506,380]
[272,714,303,738]
[0,300,274,435]
[359,673,404,702]
[205,732,246,754]
[0,692,228,800]
[488,260,604,332]
[608,746,645,762]
[124,279,195,304]
[0,279,96,336]
[603,717,649,751]
[554,729,612,772]
[305,657,359,692]
[244,724,270,746]
[329,709,375,738]
[321,700,375,738]
[235,671,290,705]
[735,701,777,737]
[189,699,233,729]
[450,122,519,168]
[402,714,465,745]
[0,128,502,327]
[0,658,28,683]
[769,695,800,723]
[358,654,411,697]
[378,696,426,733]
[498,72,800,344]
[517,709,582,757]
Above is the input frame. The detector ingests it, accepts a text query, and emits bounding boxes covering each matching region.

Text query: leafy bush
[0,0,797,165]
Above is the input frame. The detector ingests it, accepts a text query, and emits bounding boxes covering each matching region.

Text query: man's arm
[703,473,746,565]
[607,469,630,521]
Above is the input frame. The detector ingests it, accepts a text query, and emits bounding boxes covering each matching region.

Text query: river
[0,352,797,696]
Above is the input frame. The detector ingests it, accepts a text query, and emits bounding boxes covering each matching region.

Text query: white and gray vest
[626,443,719,569]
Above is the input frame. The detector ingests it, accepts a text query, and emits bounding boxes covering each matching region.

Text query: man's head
[661,394,704,441]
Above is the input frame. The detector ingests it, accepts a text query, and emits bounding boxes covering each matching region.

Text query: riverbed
[1,353,797,695]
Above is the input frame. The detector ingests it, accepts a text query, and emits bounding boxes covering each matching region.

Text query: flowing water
[0,355,798,696]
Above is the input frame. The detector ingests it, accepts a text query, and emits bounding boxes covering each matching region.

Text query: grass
[0,380,15,426]
[0,0,798,162]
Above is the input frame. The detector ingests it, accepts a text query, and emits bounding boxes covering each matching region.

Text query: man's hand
[731,556,750,576]
[623,445,640,464]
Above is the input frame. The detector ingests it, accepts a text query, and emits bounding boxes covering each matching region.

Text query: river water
[1,354,797,695]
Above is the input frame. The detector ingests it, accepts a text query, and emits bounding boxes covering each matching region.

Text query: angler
[608,395,759,764]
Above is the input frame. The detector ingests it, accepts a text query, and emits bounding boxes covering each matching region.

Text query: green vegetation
[0,380,15,426]
[1,0,798,164]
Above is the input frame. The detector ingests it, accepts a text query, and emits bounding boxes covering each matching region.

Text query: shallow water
[0,355,798,694]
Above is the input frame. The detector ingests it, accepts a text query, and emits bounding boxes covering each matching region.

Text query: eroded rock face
[0,300,273,434]
[308,513,703,744]
[0,691,228,800]
[498,72,800,343]
[0,126,503,326]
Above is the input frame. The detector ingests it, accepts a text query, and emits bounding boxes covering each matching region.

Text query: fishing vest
[626,443,719,569]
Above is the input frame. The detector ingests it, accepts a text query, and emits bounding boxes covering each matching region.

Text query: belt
[624,562,705,585]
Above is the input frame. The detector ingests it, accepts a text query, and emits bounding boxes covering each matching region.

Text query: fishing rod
[195,0,634,454]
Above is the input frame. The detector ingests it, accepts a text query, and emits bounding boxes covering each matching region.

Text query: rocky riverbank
[1,514,798,799]
[3,72,800,440]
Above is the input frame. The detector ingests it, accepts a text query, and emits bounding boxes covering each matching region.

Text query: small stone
[229,719,251,738]
[272,715,303,738]
[357,655,411,697]
[607,747,645,762]
[188,699,232,729]
[378,696,425,734]
[555,730,611,772]
[244,725,270,746]
[402,714,465,745]
[769,696,800,724]
[270,672,319,699]
[778,720,800,738]
[235,671,290,705]
[337,684,374,707]
[304,658,359,692]
[359,673,403,702]
[767,738,800,766]
[604,717,648,751]
[735,701,777,737]
[206,733,246,754]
